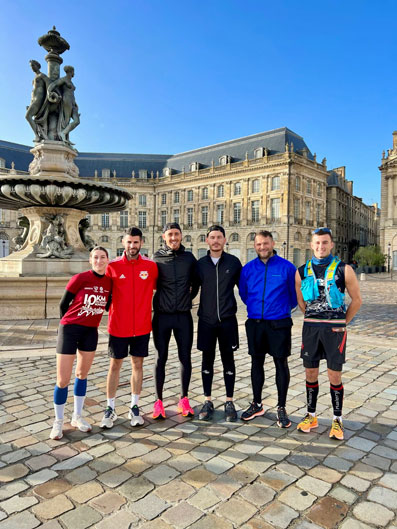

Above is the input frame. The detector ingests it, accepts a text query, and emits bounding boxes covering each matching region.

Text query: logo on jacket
[139,271,149,280]
[119,274,126,279]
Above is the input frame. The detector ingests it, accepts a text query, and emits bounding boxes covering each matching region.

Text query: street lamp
[387,243,391,274]
[282,241,287,259]
[1,240,5,258]
[226,241,229,252]
[391,234,397,281]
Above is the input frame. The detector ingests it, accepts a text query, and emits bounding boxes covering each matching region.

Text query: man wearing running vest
[295,227,362,440]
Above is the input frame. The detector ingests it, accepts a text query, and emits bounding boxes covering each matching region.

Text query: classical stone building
[380,131,397,271]
[0,127,379,266]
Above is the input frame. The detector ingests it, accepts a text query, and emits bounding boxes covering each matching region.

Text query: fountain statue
[0,28,131,317]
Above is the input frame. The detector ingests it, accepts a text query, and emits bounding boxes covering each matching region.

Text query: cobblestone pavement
[0,279,396,528]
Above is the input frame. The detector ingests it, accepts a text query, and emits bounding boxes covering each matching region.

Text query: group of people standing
[50,223,361,443]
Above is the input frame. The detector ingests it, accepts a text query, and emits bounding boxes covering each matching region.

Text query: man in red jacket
[100,227,158,428]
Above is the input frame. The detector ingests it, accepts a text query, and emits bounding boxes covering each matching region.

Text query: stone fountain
[0,27,131,318]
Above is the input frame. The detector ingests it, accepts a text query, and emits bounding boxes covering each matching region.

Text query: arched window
[254,148,263,159]
[100,235,109,243]
[219,155,229,166]
[272,231,279,241]
[294,232,302,242]
[198,234,206,243]
[248,232,256,242]
[252,179,260,193]
[230,233,239,242]
[217,185,224,198]
[234,182,241,196]
[184,235,192,242]
[201,187,208,200]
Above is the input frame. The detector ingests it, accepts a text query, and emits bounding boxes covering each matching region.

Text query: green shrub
[353,245,385,267]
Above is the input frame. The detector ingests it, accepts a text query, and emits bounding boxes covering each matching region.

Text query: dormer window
[190,162,199,172]
[102,168,110,178]
[163,167,171,176]
[219,155,230,166]
[0,158,5,169]
[139,170,148,179]
[254,148,264,159]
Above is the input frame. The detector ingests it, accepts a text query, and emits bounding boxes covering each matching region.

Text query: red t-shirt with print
[60,270,112,327]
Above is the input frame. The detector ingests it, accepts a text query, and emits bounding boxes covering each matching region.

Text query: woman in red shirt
[50,246,111,440]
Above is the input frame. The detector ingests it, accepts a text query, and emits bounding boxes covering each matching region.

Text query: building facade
[380,131,397,271]
[0,127,379,267]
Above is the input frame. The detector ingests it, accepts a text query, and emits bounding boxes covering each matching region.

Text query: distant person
[295,227,362,440]
[50,247,111,440]
[100,227,158,429]
[239,231,297,427]
[152,222,199,419]
[196,225,242,422]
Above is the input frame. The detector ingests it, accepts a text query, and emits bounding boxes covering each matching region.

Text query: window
[294,232,302,242]
[293,248,301,267]
[293,198,300,222]
[272,231,279,241]
[184,235,192,242]
[305,248,311,261]
[117,248,124,257]
[270,198,280,221]
[233,203,241,224]
[0,158,5,168]
[231,233,239,242]
[139,170,147,179]
[198,248,207,259]
[219,155,229,165]
[271,176,280,191]
[199,234,206,242]
[161,193,167,205]
[174,191,180,204]
[101,213,109,228]
[139,194,147,206]
[202,187,208,200]
[138,211,147,229]
[100,235,109,243]
[305,202,311,222]
[249,232,256,241]
[163,167,171,176]
[217,185,224,198]
[201,206,208,226]
[247,247,257,261]
[217,204,224,224]
[102,168,110,178]
[295,176,301,191]
[190,162,199,172]
[120,210,128,228]
[317,183,322,198]
[252,179,260,193]
[187,207,193,227]
[251,200,260,223]
[306,180,312,194]
[234,182,241,196]
[187,189,193,202]
[316,203,321,224]
[161,210,167,227]
[254,148,263,159]
[173,209,180,224]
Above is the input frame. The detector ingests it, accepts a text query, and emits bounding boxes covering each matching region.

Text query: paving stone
[161,501,203,528]
[65,466,97,485]
[89,491,126,514]
[142,448,172,465]
[32,494,74,519]
[97,467,131,488]
[0,480,29,501]
[209,473,242,499]
[378,472,397,491]
[204,456,234,475]
[329,486,358,505]
[182,467,217,489]
[362,453,391,471]
[189,514,233,529]
[26,454,57,471]
[323,455,353,472]
[371,445,397,459]
[66,480,104,503]
[188,487,221,510]
[117,442,151,459]
[60,505,103,529]
[279,485,316,511]
[240,456,273,475]
[0,511,41,529]
[242,518,276,529]
[353,501,394,526]
[0,494,38,514]
[296,475,332,496]
[144,464,180,485]
[367,485,397,509]
[339,520,373,529]
[260,469,297,491]
[227,464,258,485]
[156,479,195,502]
[25,469,58,486]
[117,476,154,501]
[95,510,139,529]
[346,437,377,452]
[259,446,290,461]
[167,454,200,473]
[139,520,174,529]
[293,522,323,529]
[307,466,342,483]
[51,451,93,471]
[261,500,299,529]
[39,521,63,529]
[33,478,72,499]
[130,492,169,520]
[217,497,257,524]
[239,483,276,507]
[1,448,31,464]
[287,453,319,469]
[275,462,305,479]
[306,496,349,528]
[0,463,29,482]
[49,446,78,460]
[340,474,371,492]
[350,462,383,480]
[190,445,218,462]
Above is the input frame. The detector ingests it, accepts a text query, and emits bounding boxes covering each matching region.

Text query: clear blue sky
[1,0,396,205]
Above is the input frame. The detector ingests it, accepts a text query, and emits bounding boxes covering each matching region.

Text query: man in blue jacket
[239,230,297,427]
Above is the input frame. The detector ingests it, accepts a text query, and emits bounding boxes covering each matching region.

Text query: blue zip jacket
[239,254,297,320]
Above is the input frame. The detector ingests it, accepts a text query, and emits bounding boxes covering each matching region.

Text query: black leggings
[152,312,193,400]
[251,354,290,407]
[202,347,235,398]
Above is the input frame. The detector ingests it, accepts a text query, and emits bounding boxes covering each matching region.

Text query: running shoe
[241,401,265,421]
[100,406,117,429]
[152,399,166,419]
[297,413,318,433]
[128,404,144,426]
[329,418,344,440]
[49,419,63,440]
[224,401,237,422]
[177,397,194,417]
[276,406,291,428]
[71,414,92,433]
[198,400,214,421]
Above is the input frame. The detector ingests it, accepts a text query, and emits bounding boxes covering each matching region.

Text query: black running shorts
[245,317,292,359]
[301,324,347,371]
[108,333,150,359]
[197,316,239,354]
[56,324,98,355]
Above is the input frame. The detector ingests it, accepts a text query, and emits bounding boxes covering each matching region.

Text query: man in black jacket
[152,222,199,420]
[196,225,242,421]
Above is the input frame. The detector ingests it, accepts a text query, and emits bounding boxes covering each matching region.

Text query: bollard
[360,273,366,281]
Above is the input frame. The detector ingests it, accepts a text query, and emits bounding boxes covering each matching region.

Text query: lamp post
[226,241,229,253]
[387,242,391,274]
[1,240,5,258]
[391,234,397,281]
[190,241,193,256]
[282,241,287,259]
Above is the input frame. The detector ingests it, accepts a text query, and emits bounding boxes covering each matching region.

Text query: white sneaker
[50,419,64,440]
[128,405,144,426]
[100,406,117,429]
[71,413,92,433]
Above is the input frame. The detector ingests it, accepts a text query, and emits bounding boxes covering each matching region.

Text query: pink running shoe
[177,397,194,417]
[153,399,166,419]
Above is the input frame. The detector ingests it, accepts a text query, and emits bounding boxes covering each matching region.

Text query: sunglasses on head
[312,227,332,235]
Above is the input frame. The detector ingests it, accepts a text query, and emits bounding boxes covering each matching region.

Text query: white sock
[333,415,342,421]
[309,412,316,417]
[107,397,116,410]
[74,395,85,417]
[54,403,65,421]
[131,394,139,407]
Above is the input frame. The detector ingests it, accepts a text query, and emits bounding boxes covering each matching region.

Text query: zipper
[261,261,269,319]
[216,261,220,322]
[132,260,135,336]
[173,253,177,312]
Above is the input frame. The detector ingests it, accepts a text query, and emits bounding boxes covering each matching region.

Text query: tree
[353,245,385,267]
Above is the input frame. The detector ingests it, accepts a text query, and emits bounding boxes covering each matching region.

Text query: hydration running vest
[301,257,345,309]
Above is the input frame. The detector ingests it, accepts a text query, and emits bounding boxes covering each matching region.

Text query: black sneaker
[224,401,237,422]
[277,406,291,428]
[198,400,214,421]
[241,401,265,421]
